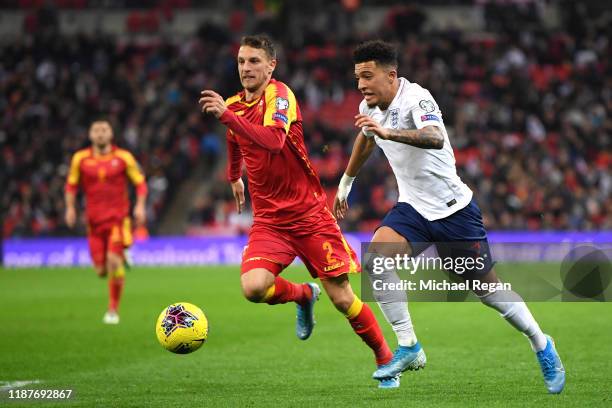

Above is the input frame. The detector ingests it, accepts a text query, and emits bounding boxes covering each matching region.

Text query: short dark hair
[90,118,111,128]
[240,35,276,60]
[353,40,398,68]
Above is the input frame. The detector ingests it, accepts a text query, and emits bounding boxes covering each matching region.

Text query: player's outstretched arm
[354,114,444,149]
[334,131,376,219]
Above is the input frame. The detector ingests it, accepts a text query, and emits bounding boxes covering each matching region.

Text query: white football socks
[377,301,418,347]
[480,289,547,352]
[365,252,418,347]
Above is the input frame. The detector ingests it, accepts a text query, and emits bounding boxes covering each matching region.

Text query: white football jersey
[359,77,472,221]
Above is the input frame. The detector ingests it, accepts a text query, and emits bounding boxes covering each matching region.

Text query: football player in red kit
[199,35,397,388]
[65,120,147,325]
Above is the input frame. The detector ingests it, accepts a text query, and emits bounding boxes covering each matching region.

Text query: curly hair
[353,40,398,67]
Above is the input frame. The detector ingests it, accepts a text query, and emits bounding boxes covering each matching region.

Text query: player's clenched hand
[65,206,76,228]
[354,114,389,139]
[199,90,226,119]
[133,203,146,226]
[231,178,245,214]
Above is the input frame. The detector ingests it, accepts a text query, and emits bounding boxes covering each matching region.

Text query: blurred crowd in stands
[2,23,229,237]
[2,1,610,238]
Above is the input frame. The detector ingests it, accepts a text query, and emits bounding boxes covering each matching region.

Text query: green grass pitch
[0,265,610,407]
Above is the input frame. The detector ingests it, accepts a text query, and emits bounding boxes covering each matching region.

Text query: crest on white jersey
[390,108,399,128]
[358,77,473,221]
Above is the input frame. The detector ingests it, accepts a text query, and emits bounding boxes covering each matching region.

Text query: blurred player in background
[334,40,565,393]
[65,120,147,325]
[199,35,397,388]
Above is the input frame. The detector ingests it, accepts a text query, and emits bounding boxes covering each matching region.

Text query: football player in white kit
[334,40,565,392]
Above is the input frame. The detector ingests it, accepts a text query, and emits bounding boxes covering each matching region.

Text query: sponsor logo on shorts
[421,114,441,122]
[273,112,289,124]
[324,261,345,272]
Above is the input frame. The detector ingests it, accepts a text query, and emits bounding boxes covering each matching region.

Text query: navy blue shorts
[379,199,494,277]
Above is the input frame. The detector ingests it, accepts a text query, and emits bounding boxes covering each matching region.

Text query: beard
[241,75,268,93]
[242,82,262,93]
[94,141,110,150]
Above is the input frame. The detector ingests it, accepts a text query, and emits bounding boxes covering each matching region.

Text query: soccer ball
[156,302,208,354]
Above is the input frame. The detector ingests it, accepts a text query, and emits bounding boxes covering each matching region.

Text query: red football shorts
[87,217,133,267]
[241,207,361,279]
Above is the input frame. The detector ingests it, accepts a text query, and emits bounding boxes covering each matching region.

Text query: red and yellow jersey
[223,78,327,225]
[65,146,147,225]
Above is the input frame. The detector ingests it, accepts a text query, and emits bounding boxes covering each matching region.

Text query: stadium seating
[1,2,610,238]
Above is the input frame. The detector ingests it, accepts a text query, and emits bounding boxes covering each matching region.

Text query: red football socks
[263,277,311,306]
[108,277,124,312]
[346,299,393,366]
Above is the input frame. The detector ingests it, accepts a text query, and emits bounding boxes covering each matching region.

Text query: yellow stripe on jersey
[114,149,145,185]
[66,149,91,187]
[263,82,298,133]
[225,94,242,107]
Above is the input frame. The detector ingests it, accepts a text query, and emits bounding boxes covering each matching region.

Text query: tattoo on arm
[385,126,444,149]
